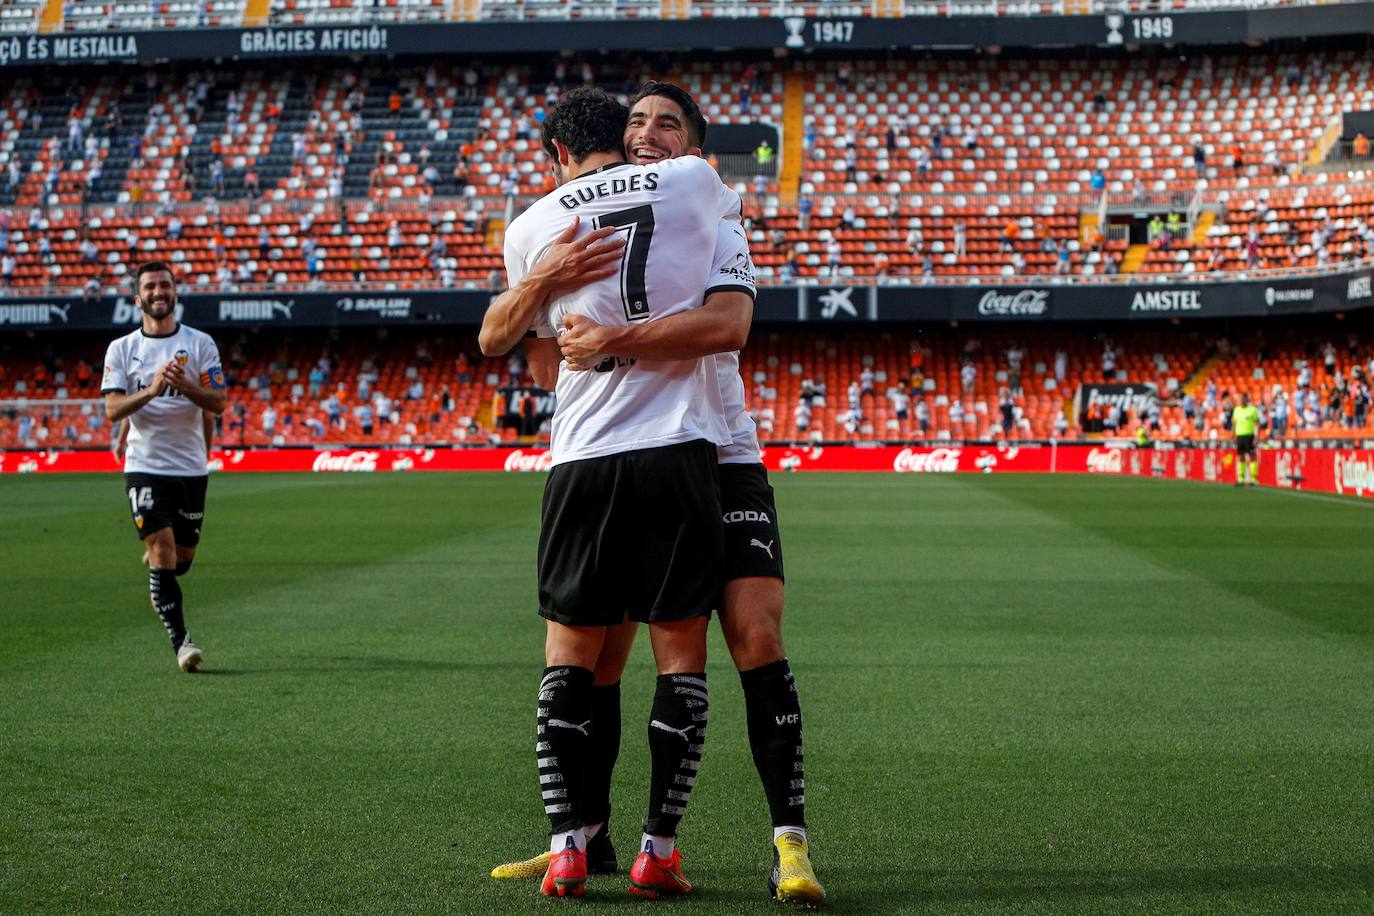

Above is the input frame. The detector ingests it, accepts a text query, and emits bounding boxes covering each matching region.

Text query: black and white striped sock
[537,665,593,842]
[148,568,187,650]
[643,672,708,840]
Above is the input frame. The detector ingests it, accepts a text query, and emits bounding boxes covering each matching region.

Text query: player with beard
[481,86,743,900]
[486,82,824,908]
[102,261,227,672]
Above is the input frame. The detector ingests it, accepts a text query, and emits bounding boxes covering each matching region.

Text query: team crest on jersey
[174,349,190,366]
[134,515,144,529]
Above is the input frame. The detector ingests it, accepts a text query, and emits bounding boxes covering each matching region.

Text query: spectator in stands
[79,237,99,265]
[2,254,17,289]
[261,405,277,438]
[1001,218,1020,253]
[1264,148,1282,175]
[915,145,931,178]
[798,196,813,232]
[387,221,403,250]
[905,221,923,258]
[1055,240,1071,275]
[873,251,890,279]
[1229,143,1244,173]
[1090,169,1106,192]
[244,169,260,197]
[82,276,102,301]
[998,388,1015,434]
[959,359,976,393]
[1192,140,1206,179]
[1102,344,1117,381]
[1285,63,1301,90]
[794,400,811,434]
[817,235,840,274]
[914,396,929,436]
[890,385,910,429]
[921,254,934,280]
[952,219,968,259]
[1354,133,1371,159]
[37,235,53,265]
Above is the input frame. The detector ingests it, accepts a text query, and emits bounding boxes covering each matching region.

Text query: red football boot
[628,842,692,900]
[540,837,587,898]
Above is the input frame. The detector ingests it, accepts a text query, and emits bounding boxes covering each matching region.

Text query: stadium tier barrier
[3,444,1372,499]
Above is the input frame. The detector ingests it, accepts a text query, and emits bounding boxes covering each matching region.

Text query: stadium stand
[4,52,1374,293]
[2,324,1370,450]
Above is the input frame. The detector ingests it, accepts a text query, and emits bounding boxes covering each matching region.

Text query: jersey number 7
[594,205,655,322]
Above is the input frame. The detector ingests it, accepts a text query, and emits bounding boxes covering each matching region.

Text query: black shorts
[719,463,784,582]
[1235,435,1256,457]
[123,473,208,545]
[538,440,722,627]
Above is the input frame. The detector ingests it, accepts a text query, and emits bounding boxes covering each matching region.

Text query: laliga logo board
[1085,447,1123,473]
[1333,451,1374,497]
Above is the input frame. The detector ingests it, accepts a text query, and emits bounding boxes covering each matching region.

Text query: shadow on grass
[826,863,1374,911]
[185,656,519,678]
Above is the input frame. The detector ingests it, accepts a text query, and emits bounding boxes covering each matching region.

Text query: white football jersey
[705,218,762,466]
[507,156,736,466]
[102,323,224,476]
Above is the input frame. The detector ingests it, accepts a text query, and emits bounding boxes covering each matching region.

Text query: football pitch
[2,471,1372,914]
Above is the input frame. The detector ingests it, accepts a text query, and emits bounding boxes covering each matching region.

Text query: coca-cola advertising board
[1,445,1371,500]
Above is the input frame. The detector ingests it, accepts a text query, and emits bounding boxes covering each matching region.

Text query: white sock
[583,822,604,840]
[551,828,586,855]
[774,826,807,843]
[641,833,674,858]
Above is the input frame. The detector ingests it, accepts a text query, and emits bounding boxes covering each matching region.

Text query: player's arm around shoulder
[479,216,623,357]
[560,290,751,369]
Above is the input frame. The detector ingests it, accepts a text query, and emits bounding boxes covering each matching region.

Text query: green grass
[2,471,1373,914]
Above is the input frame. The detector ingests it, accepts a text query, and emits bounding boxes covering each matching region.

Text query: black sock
[537,665,594,835]
[580,681,621,828]
[148,568,187,650]
[643,673,708,838]
[740,658,806,828]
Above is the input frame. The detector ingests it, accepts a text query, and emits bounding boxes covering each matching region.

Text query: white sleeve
[706,220,756,300]
[503,223,555,339]
[100,339,128,394]
[665,156,739,222]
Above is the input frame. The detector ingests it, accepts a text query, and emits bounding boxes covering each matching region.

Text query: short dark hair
[629,81,708,148]
[135,261,175,286]
[541,87,629,162]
